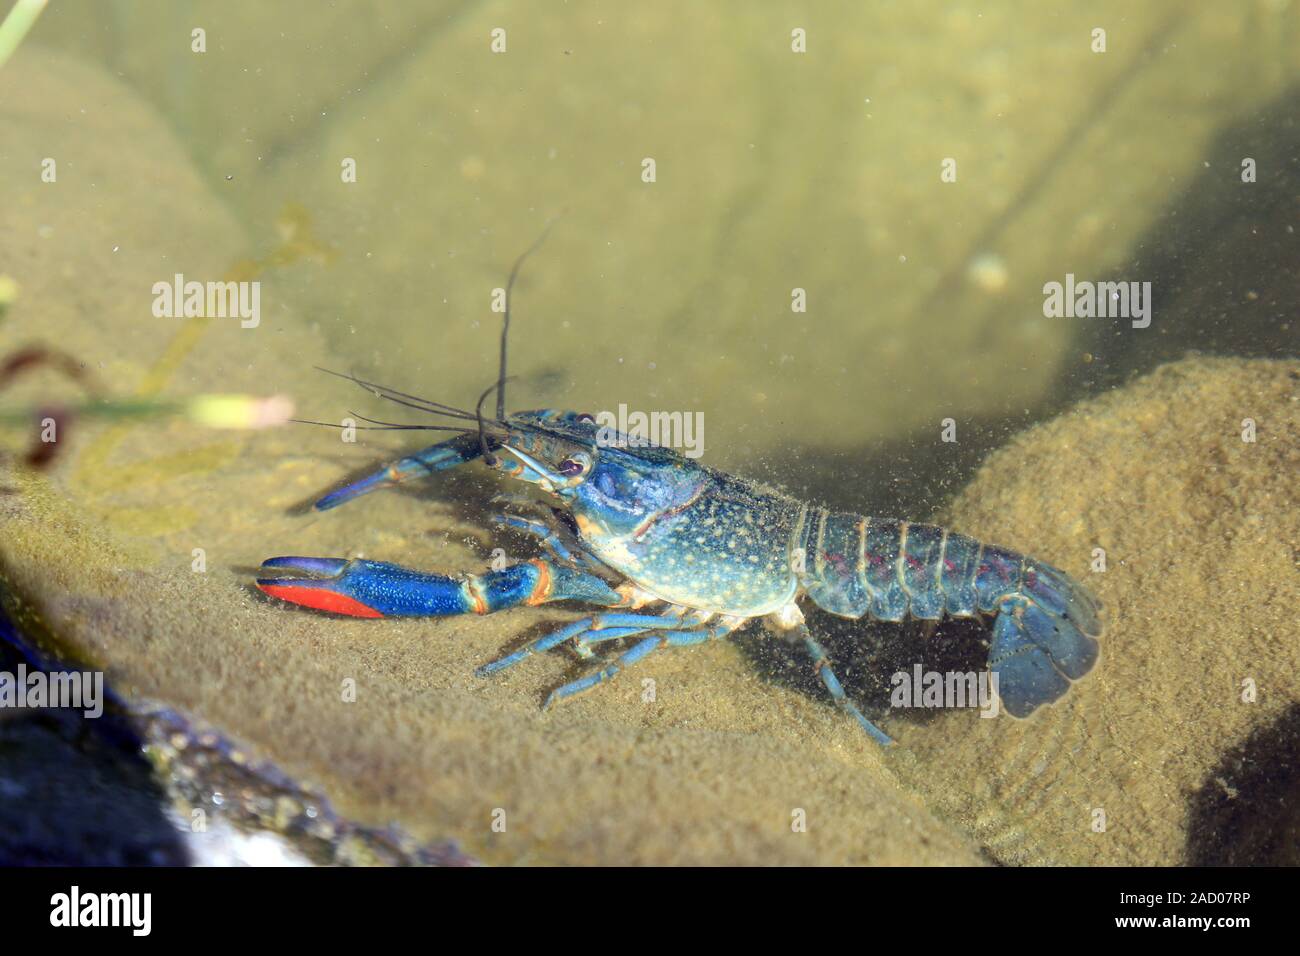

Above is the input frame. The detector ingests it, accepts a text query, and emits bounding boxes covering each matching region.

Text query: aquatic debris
[0,343,293,469]
[0,270,292,471]
[0,0,47,72]
[0,274,17,320]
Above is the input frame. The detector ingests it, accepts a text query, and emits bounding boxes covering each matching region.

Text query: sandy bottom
[5,347,1296,865]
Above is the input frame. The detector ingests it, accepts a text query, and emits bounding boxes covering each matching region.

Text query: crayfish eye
[557,452,591,477]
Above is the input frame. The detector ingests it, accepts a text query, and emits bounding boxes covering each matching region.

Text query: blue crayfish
[257,250,1102,746]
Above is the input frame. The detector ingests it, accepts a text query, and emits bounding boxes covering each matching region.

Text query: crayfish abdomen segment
[795,510,1103,717]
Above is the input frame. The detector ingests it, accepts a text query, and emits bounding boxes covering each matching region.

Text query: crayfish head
[569,442,709,544]
[492,409,709,543]
[488,409,603,496]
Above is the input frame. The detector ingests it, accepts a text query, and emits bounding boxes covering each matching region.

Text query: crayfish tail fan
[989,564,1102,718]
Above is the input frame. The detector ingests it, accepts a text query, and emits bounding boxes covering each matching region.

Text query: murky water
[1,1,1297,866]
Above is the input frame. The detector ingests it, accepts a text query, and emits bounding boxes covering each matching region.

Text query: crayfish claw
[256,555,387,618]
[257,556,350,578]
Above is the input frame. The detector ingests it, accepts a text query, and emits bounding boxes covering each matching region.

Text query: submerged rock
[887,356,1299,864]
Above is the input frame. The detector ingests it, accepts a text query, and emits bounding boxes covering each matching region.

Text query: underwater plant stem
[0,394,294,430]
[0,0,46,71]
